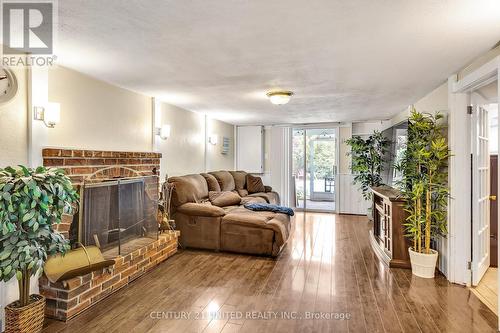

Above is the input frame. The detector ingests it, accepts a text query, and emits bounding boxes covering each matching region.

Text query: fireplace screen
[81,176,158,258]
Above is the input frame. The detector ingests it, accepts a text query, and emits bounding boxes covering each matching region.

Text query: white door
[472,105,491,285]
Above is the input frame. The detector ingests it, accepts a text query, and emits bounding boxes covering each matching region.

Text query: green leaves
[22,210,35,222]
[0,250,11,260]
[0,165,79,286]
[398,107,450,253]
[346,131,391,200]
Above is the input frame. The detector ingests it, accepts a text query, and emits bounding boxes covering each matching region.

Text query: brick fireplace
[42,148,161,238]
[39,148,179,321]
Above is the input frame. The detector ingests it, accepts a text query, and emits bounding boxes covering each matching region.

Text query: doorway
[292,127,338,212]
[470,80,499,314]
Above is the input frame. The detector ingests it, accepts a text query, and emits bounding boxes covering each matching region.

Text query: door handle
[490,195,497,201]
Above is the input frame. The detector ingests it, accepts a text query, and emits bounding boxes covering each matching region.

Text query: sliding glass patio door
[292,127,337,212]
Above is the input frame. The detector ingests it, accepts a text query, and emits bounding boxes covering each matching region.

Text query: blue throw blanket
[244,203,294,216]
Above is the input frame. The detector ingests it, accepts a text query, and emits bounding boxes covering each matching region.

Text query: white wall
[48,66,153,152]
[154,101,235,181]
[414,82,449,113]
[154,101,205,179]
[338,125,352,174]
[352,120,392,136]
[48,66,236,181]
[0,67,29,331]
[0,67,29,166]
[206,117,235,172]
[389,82,449,127]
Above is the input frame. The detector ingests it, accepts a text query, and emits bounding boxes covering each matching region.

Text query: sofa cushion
[247,192,280,205]
[201,173,221,192]
[222,207,292,256]
[246,174,265,193]
[229,171,247,190]
[209,191,241,207]
[168,174,209,206]
[209,171,235,191]
[222,205,240,214]
[240,196,267,205]
[236,189,249,197]
[176,202,225,217]
[222,207,275,225]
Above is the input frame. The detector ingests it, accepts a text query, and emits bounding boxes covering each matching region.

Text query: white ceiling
[56,0,500,125]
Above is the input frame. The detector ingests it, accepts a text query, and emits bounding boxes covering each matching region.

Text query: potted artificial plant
[0,166,78,333]
[397,108,449,278]
[346,131,390,216]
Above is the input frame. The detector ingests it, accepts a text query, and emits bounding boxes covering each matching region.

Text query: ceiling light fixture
[266,91,294,105]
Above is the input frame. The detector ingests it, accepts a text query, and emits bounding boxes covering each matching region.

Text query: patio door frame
[292,125,340,213]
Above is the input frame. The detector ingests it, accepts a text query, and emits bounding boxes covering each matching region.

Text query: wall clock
[0,67,18,104]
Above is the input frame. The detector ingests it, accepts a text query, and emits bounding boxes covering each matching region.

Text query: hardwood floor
[471,267,498,314]
[43,213,498,333]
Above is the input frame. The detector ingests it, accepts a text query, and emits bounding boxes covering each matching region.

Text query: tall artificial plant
[346,131,391,200]
[0,166,78,307]
[396,108,449,254]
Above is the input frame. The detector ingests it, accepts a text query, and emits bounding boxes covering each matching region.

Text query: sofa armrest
[264,185,273,192]
[177,203,225,217]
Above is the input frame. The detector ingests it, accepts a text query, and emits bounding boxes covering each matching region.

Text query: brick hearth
[39,231,179,321]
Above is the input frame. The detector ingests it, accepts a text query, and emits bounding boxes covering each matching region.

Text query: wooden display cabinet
[369,186,411,268]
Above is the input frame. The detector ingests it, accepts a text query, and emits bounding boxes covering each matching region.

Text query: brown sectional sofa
[167,170,292,257]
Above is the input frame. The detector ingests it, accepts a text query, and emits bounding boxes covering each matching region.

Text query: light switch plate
[33,106,44,120]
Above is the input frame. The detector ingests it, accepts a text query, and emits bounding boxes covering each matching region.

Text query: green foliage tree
[346,131,391,200]
[312,140,335,179]
[0,166,78,307]
[396,108,449,254]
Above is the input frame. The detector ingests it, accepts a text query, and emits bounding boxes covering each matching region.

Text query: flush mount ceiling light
[266,90,294,105]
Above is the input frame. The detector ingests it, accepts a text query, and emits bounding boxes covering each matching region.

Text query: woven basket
[5,294,45,333]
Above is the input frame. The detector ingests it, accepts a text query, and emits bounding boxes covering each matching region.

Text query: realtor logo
[2,1,53,54]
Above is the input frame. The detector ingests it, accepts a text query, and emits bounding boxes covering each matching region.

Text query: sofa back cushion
[229,171,247,190]
[246,174,265,193]
[209,171,235,191]
[236,189,249,197]
[167,174,209,206]
[208,191,241,207]
[201,173,221,192]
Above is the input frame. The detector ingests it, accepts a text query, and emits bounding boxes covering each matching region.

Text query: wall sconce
[208,134,218,145]
[156,124,171,140]
[34,103,61,128]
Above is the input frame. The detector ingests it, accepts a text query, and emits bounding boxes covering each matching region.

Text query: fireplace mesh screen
[81,176,158,257]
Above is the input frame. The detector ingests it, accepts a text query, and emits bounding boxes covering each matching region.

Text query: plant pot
[408,247,438,278]
[5,294,45,333]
